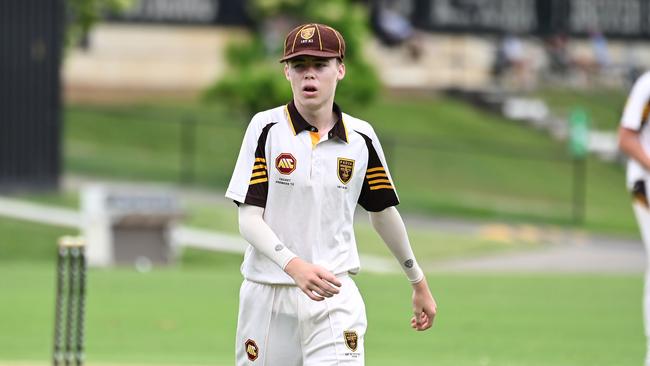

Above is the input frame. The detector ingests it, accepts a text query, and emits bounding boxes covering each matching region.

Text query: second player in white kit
[619,71,650,366]
[226,23,437,365]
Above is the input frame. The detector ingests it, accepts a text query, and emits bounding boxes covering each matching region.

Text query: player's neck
[294,99,337,136]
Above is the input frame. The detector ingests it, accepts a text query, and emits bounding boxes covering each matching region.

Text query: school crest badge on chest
[337,158,355,184]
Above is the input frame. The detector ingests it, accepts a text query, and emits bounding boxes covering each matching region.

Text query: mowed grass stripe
[0,260,643,366]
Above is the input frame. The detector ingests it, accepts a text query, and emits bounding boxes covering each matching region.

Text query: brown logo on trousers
[245,339,259,361]
[343,330,358,352]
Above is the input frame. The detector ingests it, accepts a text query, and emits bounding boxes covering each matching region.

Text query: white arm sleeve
[369,206,424,283]
[238,204,298,270]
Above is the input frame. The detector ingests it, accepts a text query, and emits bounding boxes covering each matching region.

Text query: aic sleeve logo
[275,153,297,175]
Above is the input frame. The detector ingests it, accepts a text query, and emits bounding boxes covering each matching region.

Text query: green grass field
[63,94,638,235]
[3,89,643,365]
[0,218,646,366]
[2,259,644,366]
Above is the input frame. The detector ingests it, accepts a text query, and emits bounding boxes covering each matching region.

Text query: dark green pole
[572,157,586,224]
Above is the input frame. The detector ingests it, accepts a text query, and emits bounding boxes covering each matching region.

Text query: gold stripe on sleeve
[251,171,267,178]
[255,158,266,163]
[366,173,387,179]
[253,164,267,170]
[369,185,394,191]
[250,177,268,185]
[368,179,391,185]
[366,167,385,173]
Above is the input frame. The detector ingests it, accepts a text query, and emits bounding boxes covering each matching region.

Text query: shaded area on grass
[63,94,636,234]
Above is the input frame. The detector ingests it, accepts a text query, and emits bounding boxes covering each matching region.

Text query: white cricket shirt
[226,101,399,284]
[621,71,650,189]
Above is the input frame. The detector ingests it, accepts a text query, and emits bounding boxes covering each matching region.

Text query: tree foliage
[204,0,380,116]
[65,0,131,48]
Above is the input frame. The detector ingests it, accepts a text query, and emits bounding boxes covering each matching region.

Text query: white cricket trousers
[235,275,367,366]
[636,201,650,366]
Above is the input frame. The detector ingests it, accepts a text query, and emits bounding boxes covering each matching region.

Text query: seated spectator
[590,30,610,71]
[492,33,533,90]
[544,33,571,76]
[371,0,423,60]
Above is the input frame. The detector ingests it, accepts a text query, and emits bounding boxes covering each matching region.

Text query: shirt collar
[286,100,348,143]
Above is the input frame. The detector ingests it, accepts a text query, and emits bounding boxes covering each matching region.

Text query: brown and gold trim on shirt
[244,122,276,208]
[355,130,399,212]
[249,157,268,185]
[285,100,348,143]
[642,101,650,128]
[633,180,649,208]
[366,167,393,191]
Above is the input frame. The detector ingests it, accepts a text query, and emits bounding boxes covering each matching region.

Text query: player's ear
[284,62,290,80]
[337,61,345,81]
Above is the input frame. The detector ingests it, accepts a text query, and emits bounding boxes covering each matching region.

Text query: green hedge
[204,0,380,115]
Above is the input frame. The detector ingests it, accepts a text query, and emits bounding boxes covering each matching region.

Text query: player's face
[284,56,345,109]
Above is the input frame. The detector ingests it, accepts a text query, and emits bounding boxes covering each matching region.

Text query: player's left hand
[410,277,437,331]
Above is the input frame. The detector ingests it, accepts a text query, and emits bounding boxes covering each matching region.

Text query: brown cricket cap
[280,23,346,62]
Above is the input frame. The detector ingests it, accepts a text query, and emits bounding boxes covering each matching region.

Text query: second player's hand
[284,257,342,301]
[410,278,437,331]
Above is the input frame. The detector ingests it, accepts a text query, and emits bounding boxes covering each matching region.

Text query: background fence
[64,107,586,225]
[104,0,650,39]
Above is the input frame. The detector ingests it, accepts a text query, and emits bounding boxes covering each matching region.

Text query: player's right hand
[284,257,342,301]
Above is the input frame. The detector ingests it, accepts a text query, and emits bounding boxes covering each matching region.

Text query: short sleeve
[225,114,276,208]
[356,128,400,212]
[621,72,650,131]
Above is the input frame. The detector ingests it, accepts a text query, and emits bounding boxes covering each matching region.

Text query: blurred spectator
[492,33,533,90]
[371,0,423,60]
[543,31,612,87]
[574,29,612,84]
[544,33,571,77]
[590,30,610,71]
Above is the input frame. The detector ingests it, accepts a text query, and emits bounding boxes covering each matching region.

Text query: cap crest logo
[245,339,259,361]
[337,158,355,184]
[276,153,297,175]
[343,330,358,352]
[300,27,315,40]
